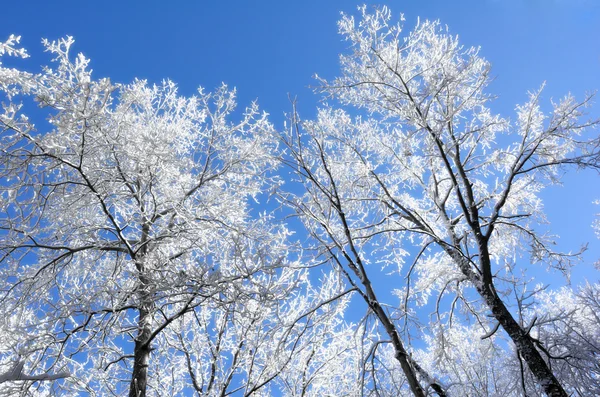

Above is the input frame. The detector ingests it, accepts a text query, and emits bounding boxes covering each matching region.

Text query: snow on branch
[0,361,69,383]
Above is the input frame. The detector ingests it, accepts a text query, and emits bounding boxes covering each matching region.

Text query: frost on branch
[0,35,314,397]
[0,35,29,60]
[286,5,600,397]
[0,361,69,383]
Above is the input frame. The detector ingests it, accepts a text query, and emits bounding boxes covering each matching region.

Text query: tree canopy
[1,5,599,397]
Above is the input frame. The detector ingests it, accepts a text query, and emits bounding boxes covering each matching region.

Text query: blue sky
[5,1,600,111]
[3,0,599,283]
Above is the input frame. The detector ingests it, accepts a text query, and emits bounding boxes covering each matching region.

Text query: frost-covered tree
[283,6,599,397]
[280,107,446,397]
[145,267,352,397]
[528,283,600,395]
[0,35,305,396]
[412,282,600,396]
[3,7,600,396]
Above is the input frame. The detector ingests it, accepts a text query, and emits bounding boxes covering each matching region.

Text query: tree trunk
[475,241,568,397]
[479,285,568,397]
[447,237,568,396]
[129,304,153,397]
[366,284,446,397]
[129,224,154,397]
[369,299,427,397]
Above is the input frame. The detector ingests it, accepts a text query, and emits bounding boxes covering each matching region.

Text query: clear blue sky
[3,0,600,282]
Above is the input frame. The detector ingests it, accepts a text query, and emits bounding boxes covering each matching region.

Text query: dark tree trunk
[444,244,568,397]
[478,242,568,397]
[479,284,568,397]
[129,223,154,397]
[358,270,446,397]
[368,299,427,397]
[129,304,153,397]
[368,297,447,397]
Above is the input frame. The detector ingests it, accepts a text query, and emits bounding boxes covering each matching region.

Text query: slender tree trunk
[129,302,153,397]
[445,245,568,396]
[479,284,568,397]
[408,357,447,397]
[362,278,446,397]
[438,227,569,395]
[368,299,427,397]
[478,241,568,397]
[129,223,154,397]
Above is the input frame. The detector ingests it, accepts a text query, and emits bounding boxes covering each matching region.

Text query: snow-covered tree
[413,282,600,396]
[283,6,599,397]
[281,107,447,397]
[528,283,600,395]
[3,7,600,396]
[0,35,306,396]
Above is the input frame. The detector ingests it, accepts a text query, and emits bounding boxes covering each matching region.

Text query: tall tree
[281,106,448,396]
[0,35,297,396]
[284,6,599,396]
